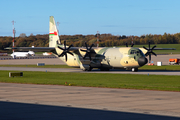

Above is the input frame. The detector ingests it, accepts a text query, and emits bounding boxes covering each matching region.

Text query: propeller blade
[145,52,149,56]
[57,41,74,61]
[88,53,92,61]
[143,46,148,51]
[126,43,128,47]
[67,44,73,50]
[80,49,87,52]
[148,41,150,49]
[56,40,60,45]
[152,45,157,50]
[149,54,151,63]
[63,41,66,49]
[67,51,74,56]
[131,43,134,47]
[81,42,95,61]
[83,53,88,59]
[90,43,94,49]
[65,53,67,61]
[58,52,65,57]
[152,51,157,56]
[58,46,64,50]
[80,42,94,61]
[143,41,157,63]
[85,42,88,49]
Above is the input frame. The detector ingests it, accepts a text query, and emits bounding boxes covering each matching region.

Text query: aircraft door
[73,55,80,67]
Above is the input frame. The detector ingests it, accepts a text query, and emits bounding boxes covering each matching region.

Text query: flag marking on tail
[49,31,58,36]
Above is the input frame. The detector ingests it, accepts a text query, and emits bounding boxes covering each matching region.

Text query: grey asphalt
[0,83,180,120]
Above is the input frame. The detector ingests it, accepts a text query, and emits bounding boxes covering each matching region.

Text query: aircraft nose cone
[138,57,148,66]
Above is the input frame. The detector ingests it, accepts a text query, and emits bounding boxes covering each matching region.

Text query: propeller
[126,42,134,47]
[143,41,157,63]
[80,42,94,61]
[57,41,74,61]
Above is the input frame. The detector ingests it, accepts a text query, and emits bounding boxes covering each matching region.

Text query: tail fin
[49,16,60,47]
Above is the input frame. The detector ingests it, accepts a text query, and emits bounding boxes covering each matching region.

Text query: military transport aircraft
[6,16,175,72]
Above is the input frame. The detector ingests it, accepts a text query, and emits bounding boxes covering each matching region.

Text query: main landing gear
[131,68,138,72]
[80,64,93,71]
[100,68,110,71]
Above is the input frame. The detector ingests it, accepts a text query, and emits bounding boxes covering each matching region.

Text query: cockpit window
[139,50,144,56]
[130,50,136,54]
[130,50,144,56]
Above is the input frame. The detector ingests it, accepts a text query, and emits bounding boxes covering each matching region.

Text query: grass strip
[0,71,180,92]
[1,64,180,71]
[139,65,180,71]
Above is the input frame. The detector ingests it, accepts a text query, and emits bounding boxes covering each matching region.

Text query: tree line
[1,32,180,52]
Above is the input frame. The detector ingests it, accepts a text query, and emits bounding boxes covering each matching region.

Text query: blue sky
[1,0,180,37]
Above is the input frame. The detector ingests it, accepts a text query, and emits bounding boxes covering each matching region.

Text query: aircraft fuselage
[58,47,148,71]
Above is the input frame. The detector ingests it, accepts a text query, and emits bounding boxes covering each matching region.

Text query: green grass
[140,65,180,71]
[1,64,180,71]
[0,71,180,92]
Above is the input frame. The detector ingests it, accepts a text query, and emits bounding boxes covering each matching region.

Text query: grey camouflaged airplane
[6,16,175,72]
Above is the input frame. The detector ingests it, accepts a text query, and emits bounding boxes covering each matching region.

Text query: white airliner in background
[11,51,35,58]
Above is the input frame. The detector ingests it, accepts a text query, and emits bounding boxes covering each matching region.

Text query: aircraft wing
[5,47,55,52]
[153,48,176,50]
[5,46,95,55]
[139,47,176,56]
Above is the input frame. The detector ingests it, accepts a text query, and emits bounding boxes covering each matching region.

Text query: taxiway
[0,83,180,120]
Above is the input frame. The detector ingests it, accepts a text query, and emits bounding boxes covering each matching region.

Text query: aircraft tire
[83,67,92,71]
[105,68,110,71]
[132,68,138,72]
[87,67,92,71]
[100,68,109,71]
